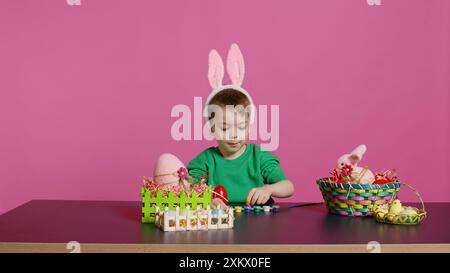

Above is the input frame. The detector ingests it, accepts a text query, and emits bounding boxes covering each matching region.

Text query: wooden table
[0,200,449,253]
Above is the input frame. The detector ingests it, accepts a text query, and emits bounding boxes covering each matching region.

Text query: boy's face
[211,106,249,155]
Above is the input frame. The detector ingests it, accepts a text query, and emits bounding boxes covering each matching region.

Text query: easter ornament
[152,153,188,190]
[206,43,255,124]
[335,144,375,184]
[212,184,229,205]
[374,183,427,225]
[388,199,403,214]
[141,153,212,224]
[318,144,403,217]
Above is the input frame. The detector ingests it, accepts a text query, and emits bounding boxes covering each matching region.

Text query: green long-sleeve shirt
[187,144,288,203]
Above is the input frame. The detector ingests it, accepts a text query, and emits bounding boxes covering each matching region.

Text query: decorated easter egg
[180,209,188,216]
[196,209,208,216]
[375,207,388,218]
[153,153,185,188]
[386,213,397,222]
[212,209,225,215]
[400,207,418,216]
[376,211,386,219]
[165,210,176,217]
[213,184,228,205]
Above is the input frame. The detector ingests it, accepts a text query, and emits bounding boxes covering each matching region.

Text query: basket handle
[400,182,425,212]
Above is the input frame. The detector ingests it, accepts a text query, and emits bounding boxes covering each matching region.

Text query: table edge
[1,242,449,253]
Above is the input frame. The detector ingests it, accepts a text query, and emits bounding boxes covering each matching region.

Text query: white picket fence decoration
[155,205,234,232]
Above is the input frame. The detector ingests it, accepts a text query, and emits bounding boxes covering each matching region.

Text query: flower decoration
[143,171,210,197]
[177,167,188,181]
[192,184,207,197]
[143,177,159,197]
[341,164,353,176]
[329,164,354,183]
[166,183,183,197]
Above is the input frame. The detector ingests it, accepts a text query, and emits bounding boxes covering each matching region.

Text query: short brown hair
[208,88,250,120]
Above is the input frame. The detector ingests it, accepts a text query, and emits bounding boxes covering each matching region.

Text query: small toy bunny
[336,144,375,184]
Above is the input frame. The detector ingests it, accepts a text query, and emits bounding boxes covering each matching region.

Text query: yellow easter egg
[376,211,386,219]
[400,207,418,216]
[386,213,396,222]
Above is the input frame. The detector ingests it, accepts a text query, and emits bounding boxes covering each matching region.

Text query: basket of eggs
[316,145,401,217]
[373,183,426,225]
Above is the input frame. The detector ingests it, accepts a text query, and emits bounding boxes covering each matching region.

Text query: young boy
[187,89,294,208]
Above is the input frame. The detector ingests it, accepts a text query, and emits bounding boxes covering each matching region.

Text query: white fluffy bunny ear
[208,49,224,90]
[350,144,367,164]
[226,43,245,86]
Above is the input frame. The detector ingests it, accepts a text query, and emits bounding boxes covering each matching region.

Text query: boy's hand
[211,197,227,209]
[246,185,273,205]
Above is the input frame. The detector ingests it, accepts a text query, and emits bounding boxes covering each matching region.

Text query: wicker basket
[374,182,427,225]
[316,178,401,216]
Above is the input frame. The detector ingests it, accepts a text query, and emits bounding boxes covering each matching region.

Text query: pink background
[1,0,449,215]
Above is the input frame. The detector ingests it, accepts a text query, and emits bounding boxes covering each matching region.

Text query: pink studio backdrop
[1,0,449,215]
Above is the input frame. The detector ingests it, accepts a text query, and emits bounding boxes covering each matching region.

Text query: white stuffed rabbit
[336,144,375,184]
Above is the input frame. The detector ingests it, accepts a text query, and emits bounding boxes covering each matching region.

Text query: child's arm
[188,150,227,209]
[265,180,294,197]
[187,152,208,182]
[246,148,295,205]
[246,180,294,205]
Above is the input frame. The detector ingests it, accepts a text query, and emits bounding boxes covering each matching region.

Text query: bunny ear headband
[205,43,255,124]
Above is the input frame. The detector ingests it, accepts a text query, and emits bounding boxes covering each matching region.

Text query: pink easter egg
[153,153,185,188]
